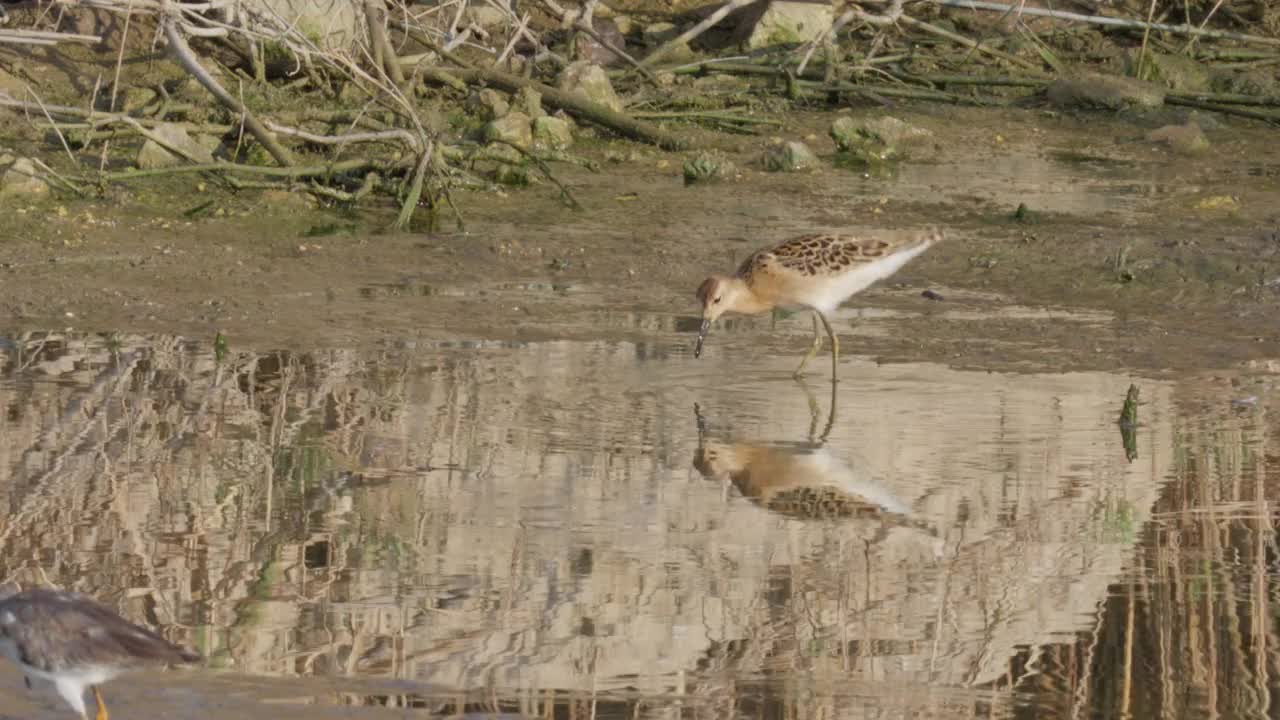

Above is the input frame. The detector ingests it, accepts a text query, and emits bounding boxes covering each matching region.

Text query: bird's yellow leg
[792,313,824,379]
[815,311,840,383]
[92,686,109,720]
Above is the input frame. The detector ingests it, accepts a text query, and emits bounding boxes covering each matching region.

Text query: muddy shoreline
[2,106,1278,376]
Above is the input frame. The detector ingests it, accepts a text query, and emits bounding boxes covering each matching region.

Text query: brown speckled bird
[0,585,201,720]
[695,228,944,380]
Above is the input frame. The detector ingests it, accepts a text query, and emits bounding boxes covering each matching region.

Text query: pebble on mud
[532,116,573,151]
[136,123,216,169]
[830,115,932,162]
[0,157,51,198]
[1045,72,1165,110]
[557,61,623,112]
[761,141,818,172]
[739,1,835,50]
[469,88,510,120]
[1146,123,1209,155]
[484,111,534,150]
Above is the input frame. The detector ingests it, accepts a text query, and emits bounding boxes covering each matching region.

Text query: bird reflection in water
[693,381,933,532]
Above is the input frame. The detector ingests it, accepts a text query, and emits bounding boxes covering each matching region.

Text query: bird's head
[694,275,751,358]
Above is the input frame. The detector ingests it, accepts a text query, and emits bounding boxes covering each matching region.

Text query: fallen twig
[932,0,1280,47]
[265,121,424,151]
[0,28,103,45]
[637,0,756,70]
[631,110,784,126]
[898,14,1045,73]
[94,158,391,182]
[488,139,583,210]
[436,66,689,150]
[161,12,293,166]
[1165,96,1280,124]
[536,0,659,85]
[394,146,434,230]
[1165,91,1280,107]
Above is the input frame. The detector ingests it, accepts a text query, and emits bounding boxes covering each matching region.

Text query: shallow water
[1,327,1276,719]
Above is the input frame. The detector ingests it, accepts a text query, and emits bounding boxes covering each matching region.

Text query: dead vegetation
[0,0,1277,227]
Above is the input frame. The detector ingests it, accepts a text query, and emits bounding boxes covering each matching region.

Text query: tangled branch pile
[0,0,1277,226]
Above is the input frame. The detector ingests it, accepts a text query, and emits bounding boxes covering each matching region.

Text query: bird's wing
[0,591,197,672]
[766,234,903,276]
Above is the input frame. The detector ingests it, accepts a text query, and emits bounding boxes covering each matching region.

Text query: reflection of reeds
[0,332,1189,719]
[1002,386,1277,718]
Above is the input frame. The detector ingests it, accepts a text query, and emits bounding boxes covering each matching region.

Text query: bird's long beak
[694,318,711,358]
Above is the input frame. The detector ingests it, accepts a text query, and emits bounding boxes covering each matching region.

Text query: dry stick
[1166,91,1280,107]
[797,0,905,76]
[1135,0,1158,80]
[535,0,659,85]
[488,138,583,210]
[1179,0,1225,54]
[265,121,424,151]
[494,11,531,65]
[931,0,1280,47]
[889,71,1044,86]
[394,146,433,230]
[161,16,293,166]
[637,0,756,69]
[366,0,406,86]
[0,29,102,44]
[897,14,1044,73]
[438,67,689,150]
[96,158,388,182]
[22,85,78,166]
[1165,96,1280,125]
[100,0,134,173]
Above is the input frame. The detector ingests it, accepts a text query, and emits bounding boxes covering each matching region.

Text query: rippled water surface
[1,327,1276,719]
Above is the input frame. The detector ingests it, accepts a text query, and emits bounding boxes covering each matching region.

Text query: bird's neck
[730,283,774,315]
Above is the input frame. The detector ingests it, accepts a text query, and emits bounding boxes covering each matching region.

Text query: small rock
[610,14,633,36]
[194,133,223,157]
[1178,110,1224,132]
[483,111,534,149]
[532,116,573,151]
[495,163,532,186]
[576,17,626,66]
[469,88,509,120]
[1046,72,1165,110]
[740,1,834,50]
[1193,195,1240,213]
[682,151,736,185]
[558,60,623,112]
[124,87,159,113]
[1126,49,1211,93]
[830,115,932,161]
[1146,123,1209,155]
[761,140,818,172]
[0,157,50,198]
[1210,67,1279,97]
[516,86,545,118]
[137,123,215,169]
[642,22,695,63]
[463,4,507,29]
[484,143,525,165]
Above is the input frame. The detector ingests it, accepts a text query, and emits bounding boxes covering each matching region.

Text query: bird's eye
[713,296,722,304]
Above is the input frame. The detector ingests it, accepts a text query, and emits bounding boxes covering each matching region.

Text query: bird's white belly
[12,657,120,687]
